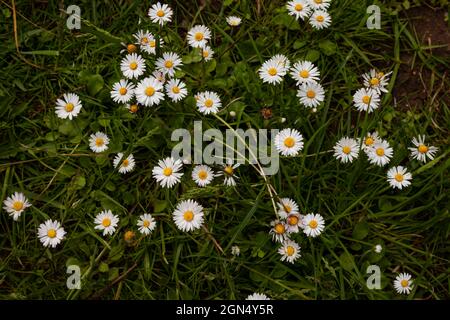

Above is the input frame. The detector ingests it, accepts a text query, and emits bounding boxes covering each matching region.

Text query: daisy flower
[133,30,159,54]
[278,239,301,264]
[192,164,215,187]
[270,54,291,69]
[113,153,136,174]
[218,161,240,186]
[285,213,303,233]
[231,245,240,256]
[361,131,380,153]
[55,93,82,120]
[89,132,109,153]
[246,293,270,300]
[277,197,299,218]
[290,60,320,85]
[135,77,165,107]
[196,91,221,114]
[148,2,173,26]
[155,52,182,77]
[309,10,332,30]
[308,0,331,10]
[172,199,204,232]
[152,70,166,84]
[126,103,139,114]
[201,45,214,62]
[297,82,325,108]
[3,192,31,221]
[394,273,413,295]
[269,219,289,243]
[286,0,311,21]
[367,140,393,166]
[120,53,146,79]
[94,210,119,236]
[258,58,288,85]
[333,137,360,163]
[274,128,304,156]
[110,79,134,104]
[353,88,380,113]
[302,213,325,237]
[152,157,183,188]
[137,213,156,235]
[409,135,438,163]
[387,166,412,190]
[226,16,242,27]
[362,69,392,94]
[187,25,211,48]
[37,219,66,248]
[165,79,187,102]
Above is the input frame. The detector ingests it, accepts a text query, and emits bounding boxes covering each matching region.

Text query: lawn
[0,0,449,300]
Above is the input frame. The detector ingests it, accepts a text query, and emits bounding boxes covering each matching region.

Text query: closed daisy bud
[38,219,66,248]
[113,153,136,174]
[333,137,359,163]
[55,93,82,120]
[231,245,240,256]
[408,135,438,163]
[126,103,140,114]
[286,0,311,21]
[89,132,109,153]
[387,166,412,190]
[124,230,135,243]
[152,157,183,188]
[172,199,204,232]
[3,192,31,221]
[148,2,173,26]
[274,128,304,157]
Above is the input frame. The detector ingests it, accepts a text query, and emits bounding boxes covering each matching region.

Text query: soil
[393,6,450,110]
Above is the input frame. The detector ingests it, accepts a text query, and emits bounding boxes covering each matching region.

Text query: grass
[0,0,449,300]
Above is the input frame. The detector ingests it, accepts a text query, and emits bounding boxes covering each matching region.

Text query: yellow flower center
[400,279,409,288]
[362,95,371,104]
[286,246,295,256]
[129,104,138,113]
[164,60,173,68]
[129,62,138,70]
[365,137,374,146]
[145,86,155,96]
[65,103,74,112]
[122,159,129,167]
[141,37,149,44]
[143,220,150,228]
[418,144,428,154]
[288,215,299,226]
[224,166,233,176]
[284,205,292,213]
[315,0,323,3]
[202,50,209,58]
[172,86,180,94]
[294,4,303,11]
[268,67,277,76]
[308,220,318,229]
[394,173,404,182]
[194,32,204,41]
[300,70,309,78]
[306,90,316,99]
[47,229,57,238]
[183,210,194,222]
[376,148,385,156]
[284,137,295,148]
[149,40,156,48]
[127,44,137,53]
[198,170,208,180]
[274,223,285,234]
[95,138,104,147]
[119,87,127,95]
[204,99,214,108]
[102,218,111,227]
[157,10,165,17]
[342,146,351,154]
[370,78,379,86]
[12,201,24,211]
[316,15,324,22]
[163,167,172,176]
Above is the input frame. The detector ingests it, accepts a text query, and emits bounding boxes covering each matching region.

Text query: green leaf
[339,252,355,272]
[98,262,109,273]
[305,49,320,62]
[108,245,124,262]
[293,40,306,50]
[352,221,369,240]
[87,74,104,96]
[318,40,337,56]
[74,176,86,189]
[154,199,167,213]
